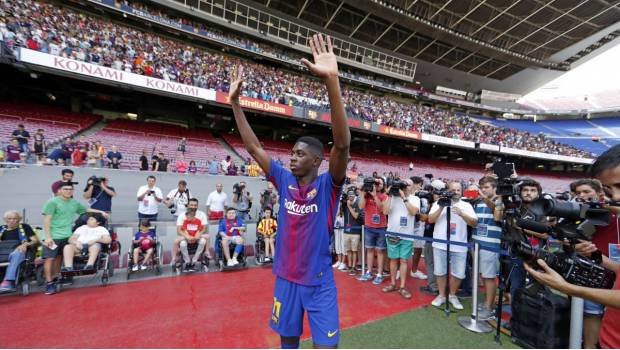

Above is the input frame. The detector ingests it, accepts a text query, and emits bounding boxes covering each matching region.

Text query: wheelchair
[0,242,38,296]
[254,233,276,266]
[171,237,211,275]
[59,214,121,287]
[214,233,247,271]
[126,237,163,279]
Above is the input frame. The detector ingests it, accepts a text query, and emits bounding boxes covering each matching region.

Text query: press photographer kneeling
[83,176,116,217]
[522,146,620,349]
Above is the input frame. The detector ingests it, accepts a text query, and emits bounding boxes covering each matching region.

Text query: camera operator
[428,181,477,310]
[343,186,364,275]
[136,176,163,220]
[410,176,428,280]
[83,176,116,217]
[232,181,253,221]
[524,146,620,349]
[382,178,420,299]
[164,180,192,218]
[358,176,389,284]
[260,182,279,216]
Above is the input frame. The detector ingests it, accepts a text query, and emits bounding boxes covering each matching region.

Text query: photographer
[164,180,192,218]
[410,176,428,280]
[343,187,364,275]
[260,182,279,216]
[358,177,389,285]
[136,176,163,220]
[232,181,253,221]
[382,179,420,299]
[83,176,116,217]
[428,181,477,310]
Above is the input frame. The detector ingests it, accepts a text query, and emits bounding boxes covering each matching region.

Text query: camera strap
[89,187,104,206]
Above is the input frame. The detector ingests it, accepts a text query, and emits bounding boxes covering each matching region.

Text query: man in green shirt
[42,182,109,295]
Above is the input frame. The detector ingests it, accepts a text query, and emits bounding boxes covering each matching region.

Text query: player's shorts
[270,277,339,346]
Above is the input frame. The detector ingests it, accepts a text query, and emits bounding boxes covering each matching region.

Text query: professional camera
[388,181,407,196]
[362,177,379,193]
[168,202,177,215]
[415,190,432,201]
[233,183,245,195]
[84,176,105,192]
[436,189,455,207]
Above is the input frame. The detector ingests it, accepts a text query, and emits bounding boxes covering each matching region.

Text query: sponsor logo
[328,330,338,338]
[284,198,318,216]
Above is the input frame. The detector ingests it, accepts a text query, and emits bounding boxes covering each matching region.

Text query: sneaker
[84,265,94,271]
[131,265,139,272]
[140,264,148,271]
[477,305,494,321]
[188,264,196,272]
[332,261,340,268]
[348,268,357,276]
[231,258,239,266]
[45,282,57,295]
[183,264,190,272]
[59,275,73,285]
[382,270,391,277]
[420,286,439,295]
[448,295,464,310]
[226,260,235,267]
[338,263,348,271]
[61,266,73,273]
[0,281,16,293]
[410,270,428,280]
[431,295,446,307]
[359,271,373,281]
[372,275,384,285]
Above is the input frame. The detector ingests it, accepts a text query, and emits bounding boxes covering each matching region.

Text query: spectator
[428,181,477,310]
[33,128,47,156]
[139,150,149,171]
[83,176,116,217]
[164,180,192,218]
[46,148,65,166]
[41,182,108,294]
[106,145,122,169]
[0,210,39,293]
[136,176,163,220]
[177,208,206,272]
[206,183,228,221]
[177,137,187,155]
[174,198,210,263]
[154,152,169,172]
[188,160,198,174]
[343,187,363,275]
[218,208,245,266]
[174,154,189,173]
[61,138,75,165]
[71,147,85,167]
[51,169,75,196]
[86,144,98,167]
[259,182,279,215]
[95,141,106,168]
[5,139,21,163]
[11,124,30,153]
[247,159,262,177]
[131,218,156,271]
[208,156,219,175]
[221,155,232,174]
[256,207,277,261]
[232,181,253,221]
[410,176,428,280]
[358,177,388,285]
[382,178,419,299]
[61,213,111,272]
[332,206,346,271]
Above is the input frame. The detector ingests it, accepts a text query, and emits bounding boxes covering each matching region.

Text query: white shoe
[131,265,139,272]
[338,263,348,271]
[232,258,239,266]
[448,295,464,310]
[410,270,428,280]
[227,260,235,267]
[333,262,340,268]
[140,264,147,271]
[431,295,446,307]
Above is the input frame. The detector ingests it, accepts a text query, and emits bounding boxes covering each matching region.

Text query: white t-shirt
[74,225,110,245]
[166,188,192,217]
[137,185,163,215]
[176,210,208,226]
[206,191,228,212]
[387,194,420,241]
[431,199,477,253]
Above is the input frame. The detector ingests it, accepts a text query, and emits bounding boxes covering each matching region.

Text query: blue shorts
[364,227,387,249]
[270,277,339,346]
[584,299,605,316]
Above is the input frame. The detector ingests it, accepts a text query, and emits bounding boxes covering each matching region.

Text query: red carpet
[0,268,433,348]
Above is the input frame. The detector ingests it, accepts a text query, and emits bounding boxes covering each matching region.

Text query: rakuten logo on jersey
[284,198,318,216]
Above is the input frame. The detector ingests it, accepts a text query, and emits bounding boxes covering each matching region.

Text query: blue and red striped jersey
[268,159,342,286]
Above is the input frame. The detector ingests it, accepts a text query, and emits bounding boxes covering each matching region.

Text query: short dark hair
[263,207,272,214]
[410,176,424,185]
[147,175,156,181]
[570,179,602,193]
[227,207,236,213]
[17,124,24,128]
[519,178,542,194]
[139,218,151,227]
[295,136,324,158]
[479,176,498,188]
[592,144,620,177]
[86,212,104,224]
[61,169,74,176]
[188,198,199,204]
[60,181,74,189]
[178,180,187,186]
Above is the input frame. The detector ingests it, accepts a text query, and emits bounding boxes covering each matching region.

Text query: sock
[281,341,299,349]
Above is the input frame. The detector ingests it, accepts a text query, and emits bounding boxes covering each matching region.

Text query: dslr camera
[388,181,407,197]
[233,183,245,195]
[85,175,105,192]
[362,177,380,193]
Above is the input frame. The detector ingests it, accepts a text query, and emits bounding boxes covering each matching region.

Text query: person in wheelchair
[218,208,246,267]
[178,208,207,272]
[131,219,156,272]
[256,208,277,262]
[0,211,39,293]
[61,213,111,272]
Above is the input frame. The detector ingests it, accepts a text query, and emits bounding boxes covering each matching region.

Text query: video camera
[436,189,455,207]
[362,177,380,193]
[388,181,407,197]
[233,183,245,195]
[415,190,432,201]
[85,176,105,192]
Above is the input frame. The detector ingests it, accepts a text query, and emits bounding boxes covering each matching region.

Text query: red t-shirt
[599,270,620,348]
[593,213,619,257]
[181,217,204,237]
[363,193,388,228]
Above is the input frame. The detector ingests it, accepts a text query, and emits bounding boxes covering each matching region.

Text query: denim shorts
[584,299,605,316]
[478,249,500,279]
[433,248,467,279]
[364,227,387,250]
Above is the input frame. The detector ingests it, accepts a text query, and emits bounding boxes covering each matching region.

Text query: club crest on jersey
[306,188,317,199]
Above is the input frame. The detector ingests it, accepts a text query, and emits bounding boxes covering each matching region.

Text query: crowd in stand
[0,0,592,158]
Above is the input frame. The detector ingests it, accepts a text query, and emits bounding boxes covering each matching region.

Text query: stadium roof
[250,0,620,79]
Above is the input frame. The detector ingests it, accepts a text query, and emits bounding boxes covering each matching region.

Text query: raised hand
[301,34,338,80]
[228,65,244,102]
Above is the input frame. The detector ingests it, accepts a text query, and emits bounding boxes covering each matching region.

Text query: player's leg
[270,277,304,349]
[304,281,339,349]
